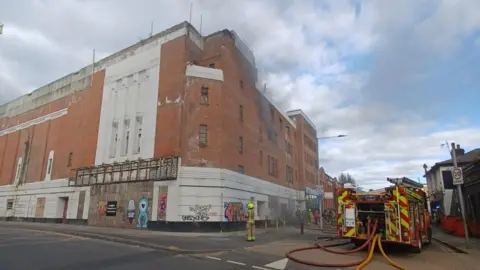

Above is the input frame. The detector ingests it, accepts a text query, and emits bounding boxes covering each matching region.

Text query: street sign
[316,185,323,194]
[452,167,464,185]
[316,194,322,201]
[324,192,333,199]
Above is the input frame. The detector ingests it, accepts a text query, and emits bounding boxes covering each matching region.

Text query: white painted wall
[0,179,90,219]
[153,167,304,222]
[95,27,187,165]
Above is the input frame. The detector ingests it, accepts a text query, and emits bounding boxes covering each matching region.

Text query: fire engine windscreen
[356,202,386,238]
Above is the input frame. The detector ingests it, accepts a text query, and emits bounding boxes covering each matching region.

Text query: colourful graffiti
[224,202,246,222]
[137,197,149,228]
[127,200,136,224]
[98,200,106,216]
[158,186,168,221]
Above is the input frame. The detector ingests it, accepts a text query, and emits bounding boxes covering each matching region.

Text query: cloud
[0,0,478,189]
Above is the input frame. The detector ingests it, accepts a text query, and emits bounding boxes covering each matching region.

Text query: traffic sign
[316,185,323,194]
[452,167,464,185]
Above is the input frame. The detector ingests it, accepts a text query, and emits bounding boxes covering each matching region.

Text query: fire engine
[337,177,432,252]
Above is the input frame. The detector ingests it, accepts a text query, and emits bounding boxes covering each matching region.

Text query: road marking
[0,238,74,247]
[252,266,270,270]
[227,260,246,266]
[264,258,289,270]
[206,256,222,261]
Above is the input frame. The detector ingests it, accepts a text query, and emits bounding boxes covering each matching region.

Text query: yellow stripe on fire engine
[392,189,408,205]
[344,227,355,237]
[406,189,422,200]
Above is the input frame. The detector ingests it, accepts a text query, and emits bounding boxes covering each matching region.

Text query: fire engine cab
[337,177,432,252]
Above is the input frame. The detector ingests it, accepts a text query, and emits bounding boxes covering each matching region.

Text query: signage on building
[106,201,117,216]
[324,192,333,199]
[452,167,464,185]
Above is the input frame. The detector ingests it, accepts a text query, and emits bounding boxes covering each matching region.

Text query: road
[0,227,231,270]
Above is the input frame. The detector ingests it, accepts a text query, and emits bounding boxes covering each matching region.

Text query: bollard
[300,222,304,234]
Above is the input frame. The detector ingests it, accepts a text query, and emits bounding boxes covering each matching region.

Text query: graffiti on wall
[98,200,106,216]
[182,204,212,222]
[158,186,168,221]
[127,200,136,224]
[137,197,149,228]
[224,202,246,222]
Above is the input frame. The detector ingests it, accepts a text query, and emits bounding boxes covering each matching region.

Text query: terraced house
[0,22,321,231]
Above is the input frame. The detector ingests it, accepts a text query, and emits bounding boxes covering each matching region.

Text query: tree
[338,173,356,187]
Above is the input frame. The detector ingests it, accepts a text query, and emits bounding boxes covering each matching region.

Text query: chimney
[452,144,465,157]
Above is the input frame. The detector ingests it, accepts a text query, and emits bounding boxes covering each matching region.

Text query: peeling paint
[158,95,184,106]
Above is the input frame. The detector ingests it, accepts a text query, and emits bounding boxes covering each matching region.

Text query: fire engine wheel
[412,232,423,253]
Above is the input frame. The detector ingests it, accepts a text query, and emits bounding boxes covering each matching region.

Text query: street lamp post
[0,22,4,35]
[316,134,347,231]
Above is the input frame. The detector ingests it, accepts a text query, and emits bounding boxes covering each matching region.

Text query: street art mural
[98,200,106,216]
[182,204,212,222]
[158,187,168,221]
[224,202,246,222]
[127,200,136,224]
[137,197,149,228]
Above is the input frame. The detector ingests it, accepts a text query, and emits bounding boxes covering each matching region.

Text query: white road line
[252,266,270,270]
[206,256,222,261]
[227,260,246,266]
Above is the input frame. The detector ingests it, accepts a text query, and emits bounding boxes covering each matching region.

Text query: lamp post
[0,22,4,35]
[316,134,347,230]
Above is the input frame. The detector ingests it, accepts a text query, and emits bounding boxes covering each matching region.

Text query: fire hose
[286,219,407,269]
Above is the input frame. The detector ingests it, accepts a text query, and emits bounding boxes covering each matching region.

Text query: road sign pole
[451,142,469,249]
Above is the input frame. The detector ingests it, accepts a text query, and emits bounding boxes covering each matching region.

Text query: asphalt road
[0,228,231,270]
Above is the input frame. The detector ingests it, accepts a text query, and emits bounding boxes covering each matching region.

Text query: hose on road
[286,219,406,269]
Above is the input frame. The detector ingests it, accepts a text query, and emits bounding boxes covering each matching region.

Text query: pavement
[0,227,229,270]
[0,221,331,254]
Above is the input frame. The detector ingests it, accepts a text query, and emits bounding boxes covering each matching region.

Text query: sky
[1,0,479,189]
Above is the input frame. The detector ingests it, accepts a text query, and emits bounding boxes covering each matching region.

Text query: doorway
[58,197,69,224]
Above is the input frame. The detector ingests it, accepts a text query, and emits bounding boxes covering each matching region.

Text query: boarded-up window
[35,198,46,218]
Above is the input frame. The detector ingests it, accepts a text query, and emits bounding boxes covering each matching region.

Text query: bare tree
[338,173,356,186]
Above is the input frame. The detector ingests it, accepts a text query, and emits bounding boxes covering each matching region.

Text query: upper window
[239,80,244,89]
[209,63,215,68]
[200,87,209,105]
[199,125,208,146]
[238,165,245,174]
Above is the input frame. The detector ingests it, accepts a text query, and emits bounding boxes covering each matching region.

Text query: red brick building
[318,167,337,210]
[0,22,319,229]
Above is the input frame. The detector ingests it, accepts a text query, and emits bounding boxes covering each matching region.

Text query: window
[239,105,243,123]
[209,63,215,68]
[6,199,13,210]
[133,115,143,154]
[286,126,290,136]
[238,165,245,174]
[47,158,53,174]
[274,132,278,144]
[67,152,73,167]
[199,125,208,146]
[285,141,292,155]
[109,120,119,158]
[259,127,263,142]
[45,150,54,181]
[121,118,131,156]
[239,80,244,89]
[238,136,244,153]
[259,151,263,166]
[14,157,23,185]
[279,118,283,130]
[270,106,274,122]
[286,166,293,183]
[200,87,209,104]
[268,156,278,177]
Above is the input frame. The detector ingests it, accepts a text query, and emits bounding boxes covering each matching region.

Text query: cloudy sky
[1,0,479,189]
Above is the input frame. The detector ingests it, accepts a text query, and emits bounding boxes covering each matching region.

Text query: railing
[68,157,179,187]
